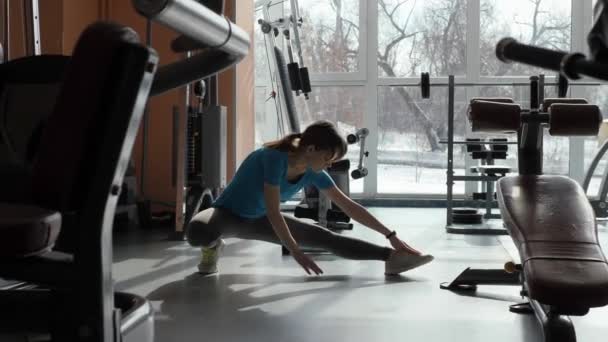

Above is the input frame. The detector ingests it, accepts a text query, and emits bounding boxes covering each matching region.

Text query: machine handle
[496,37,608,81]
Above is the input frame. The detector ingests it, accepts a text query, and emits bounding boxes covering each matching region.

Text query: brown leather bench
[498,175,608,311]
[442,90,606,342]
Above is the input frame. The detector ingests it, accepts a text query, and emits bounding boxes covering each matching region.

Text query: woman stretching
[186,120,434,276]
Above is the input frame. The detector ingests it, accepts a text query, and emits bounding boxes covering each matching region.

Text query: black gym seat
[0,21,157,340]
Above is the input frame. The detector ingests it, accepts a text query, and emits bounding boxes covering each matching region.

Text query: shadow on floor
[148,272,421,342]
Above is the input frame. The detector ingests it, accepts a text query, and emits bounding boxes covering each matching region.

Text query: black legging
[186,207,392,261]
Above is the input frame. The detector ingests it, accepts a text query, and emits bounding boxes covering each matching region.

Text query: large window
[377,86,467,194]
[294,86,366,193]
[582,85,608,195]
[299,0,361,73]
[378,0,467,77]
[254,0,595,198]
[480,0,572,76]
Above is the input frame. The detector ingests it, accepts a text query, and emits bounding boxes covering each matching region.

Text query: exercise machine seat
[0,203,61,259]
[497,175,608,309]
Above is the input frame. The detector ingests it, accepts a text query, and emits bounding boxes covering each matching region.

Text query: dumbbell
[347,128,369,180]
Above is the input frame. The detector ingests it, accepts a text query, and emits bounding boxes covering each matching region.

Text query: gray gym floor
[113,208,608,342]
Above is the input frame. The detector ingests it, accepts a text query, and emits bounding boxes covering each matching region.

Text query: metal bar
[140,18,152,198]
[386,82,598,87]
[133,0,250,59]
[485,177,493,217]
[172,106,179,187]
[357,132,367,170]
[3,0,8,61]
[446,75,455,227]
[150,50,239,96]
[439,140,518,145]
[583,139,608,191]
[454,176,506,181]
[289,0,304,66]
[539,74,545,104]
[23,0,40,55]
[519,76,543,175]
[597,157,608,203]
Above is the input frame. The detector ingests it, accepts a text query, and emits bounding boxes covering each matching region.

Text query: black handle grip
[496,37,608,81]
[496,38,566,72]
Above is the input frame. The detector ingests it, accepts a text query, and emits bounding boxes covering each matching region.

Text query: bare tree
[481,0,570,75]
[295,0,570,152]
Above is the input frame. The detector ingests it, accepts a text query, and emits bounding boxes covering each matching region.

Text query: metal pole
[2,0,8,62]
[539,74,545,104]
[140,18,152,198]
[446,75,455,226]
[289,0,304,66]
[23,0,40,55]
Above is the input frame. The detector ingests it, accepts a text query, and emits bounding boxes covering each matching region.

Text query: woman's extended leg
[187,208,432,274]
[187,208,391,260]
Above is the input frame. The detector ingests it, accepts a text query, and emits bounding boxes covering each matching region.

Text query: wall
[234,0,256,169]
[107,0,186,218]
[220,0,255,179]
[5,0,254,229]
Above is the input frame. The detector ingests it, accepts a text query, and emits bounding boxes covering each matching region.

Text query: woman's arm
[263,183,299,252]
[263,183,324,274]
[321,185,422,255]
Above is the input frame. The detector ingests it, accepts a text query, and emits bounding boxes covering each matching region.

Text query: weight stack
[200,106,227,189]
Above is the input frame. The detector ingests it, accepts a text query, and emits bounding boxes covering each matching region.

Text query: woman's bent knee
[185,208,221,247]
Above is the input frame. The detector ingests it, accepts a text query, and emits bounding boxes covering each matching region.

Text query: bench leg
[530,299,576,342]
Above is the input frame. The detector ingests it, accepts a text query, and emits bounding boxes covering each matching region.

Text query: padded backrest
[30,22,146,212]
[0,56,68,164]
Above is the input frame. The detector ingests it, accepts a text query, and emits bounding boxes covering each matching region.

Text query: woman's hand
[389,235,422,256]
[291,248,324,275]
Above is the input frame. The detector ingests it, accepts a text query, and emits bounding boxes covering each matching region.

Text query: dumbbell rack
[422,73,597,234]
[441,76,516,235]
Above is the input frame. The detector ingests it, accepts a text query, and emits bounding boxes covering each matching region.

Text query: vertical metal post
[538,74,545,104]
[446,75,455,226]
[176,51,193,233]
[140,19,152,198]
[210,75,218,106]
[2,0,9,61]
[172,106,179,187]
[519,76,543,175]
[23,0,40,55]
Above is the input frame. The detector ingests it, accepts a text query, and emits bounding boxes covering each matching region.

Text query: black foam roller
[274,47,300,133]
[421,72,430,99]
[288,62,302,91]
[299,67,311,93]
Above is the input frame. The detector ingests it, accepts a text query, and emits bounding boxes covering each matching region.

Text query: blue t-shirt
[213,147,335,218]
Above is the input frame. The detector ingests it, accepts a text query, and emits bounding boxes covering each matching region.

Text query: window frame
[255,0,597,199]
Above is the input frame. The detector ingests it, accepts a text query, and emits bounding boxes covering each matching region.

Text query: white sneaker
[197,239,225,274]
[385,250,434,275]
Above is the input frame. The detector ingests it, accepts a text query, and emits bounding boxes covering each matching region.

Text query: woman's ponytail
[263,132,301,152]
[264,120,347,161]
